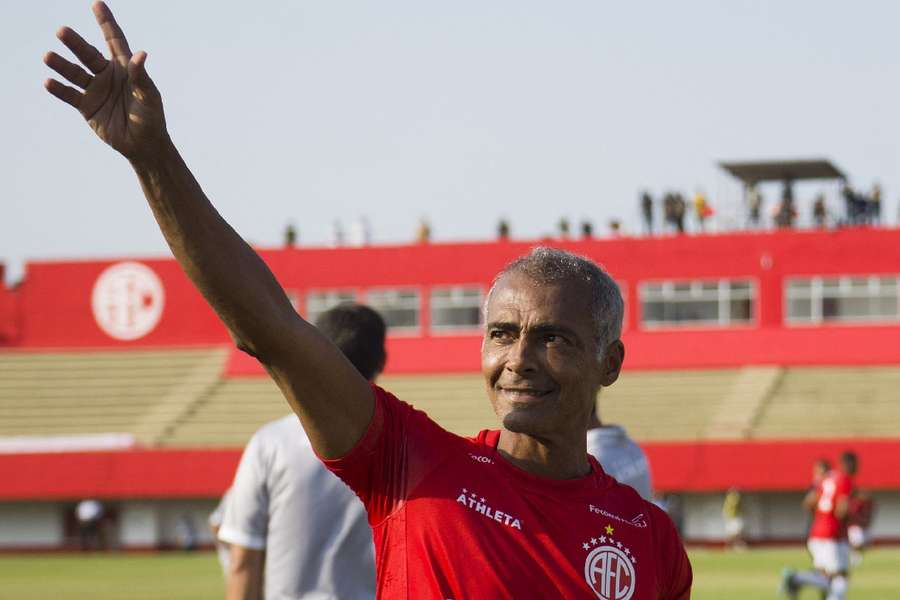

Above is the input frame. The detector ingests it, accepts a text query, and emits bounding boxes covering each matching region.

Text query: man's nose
[505,337,537,374]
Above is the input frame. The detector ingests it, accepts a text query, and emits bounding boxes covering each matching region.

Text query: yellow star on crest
[605,524,614,535]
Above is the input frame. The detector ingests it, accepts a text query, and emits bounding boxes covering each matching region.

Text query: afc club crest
[582,526,637,600]
[91,262,165,341]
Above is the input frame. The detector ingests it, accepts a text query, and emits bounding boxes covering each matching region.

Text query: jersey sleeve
[651,504,693,599]
[217,431,270,550]
[319,385,437,526]
[208,487,231,528]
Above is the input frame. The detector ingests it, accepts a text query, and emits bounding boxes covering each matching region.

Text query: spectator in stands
[663,192,676,233]
[283,224,297,248]
[497,218,511,241]
[415,217,431,244]
[640,190,654,235]
[842,183,862,225]
[722,487,746,550]
[813,194,828,228]
[587,404,652,501]
[693,190,711,232]
[580,220,593,240]
[869,183,882,225]
[218,303,383,599]
[557,217,570,240]
[775,179,796,228]
[747,184,763,228]
[608,219,622,237]
[673,193,687,233]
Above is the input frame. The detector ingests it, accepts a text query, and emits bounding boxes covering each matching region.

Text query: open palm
[44,1,167,159]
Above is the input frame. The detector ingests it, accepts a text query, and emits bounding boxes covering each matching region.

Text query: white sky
[3,1,899,283]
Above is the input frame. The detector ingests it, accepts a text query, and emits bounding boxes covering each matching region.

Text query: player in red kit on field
[782,452,857,600]
[44,4,691,597]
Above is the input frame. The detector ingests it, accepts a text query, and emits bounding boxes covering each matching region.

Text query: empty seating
[2,348,899,447]
[0,349,225,442]
[158,370,743,445]
[751,366,900,438]
[600,369,742,441]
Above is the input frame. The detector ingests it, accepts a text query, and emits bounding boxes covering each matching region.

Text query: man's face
[841,458,858,476]
[481,272,623,440]
[813,463,828,482]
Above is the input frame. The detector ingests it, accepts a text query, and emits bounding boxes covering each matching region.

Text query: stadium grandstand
[1,227,899,550]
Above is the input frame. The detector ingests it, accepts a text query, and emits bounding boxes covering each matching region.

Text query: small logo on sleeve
[581,524,637,600]
[455,488,522,530]
[589,505,647,528]
[468,453,494,465]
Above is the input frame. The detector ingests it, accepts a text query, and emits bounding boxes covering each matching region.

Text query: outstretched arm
[44,2,372,458]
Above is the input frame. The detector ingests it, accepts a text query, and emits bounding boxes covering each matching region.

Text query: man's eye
[489,330,511,340]
[544,334,563,345]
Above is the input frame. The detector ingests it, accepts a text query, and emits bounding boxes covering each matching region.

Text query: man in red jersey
[44,4,691,597]
[782,452,857,600]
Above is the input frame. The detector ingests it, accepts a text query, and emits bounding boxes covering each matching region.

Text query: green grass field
[0,547,897,599]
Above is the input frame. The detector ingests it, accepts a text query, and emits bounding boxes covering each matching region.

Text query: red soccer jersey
[848,495,874,528]
[809,470,853,540]
[322,386,692,599]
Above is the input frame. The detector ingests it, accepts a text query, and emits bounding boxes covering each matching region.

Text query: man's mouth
[497,387,552,402]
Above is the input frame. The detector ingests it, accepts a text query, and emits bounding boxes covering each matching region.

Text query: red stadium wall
[1,439,897,500]
[6,228,900,373]
[5,231,900,548]
[0,268,18,345]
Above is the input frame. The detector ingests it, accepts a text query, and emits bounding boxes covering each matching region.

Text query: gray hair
[485,247,624,351]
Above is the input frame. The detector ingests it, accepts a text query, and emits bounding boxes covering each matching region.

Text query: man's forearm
[226,546,264,600]
[130,140,295,359]
[128,138,374,458]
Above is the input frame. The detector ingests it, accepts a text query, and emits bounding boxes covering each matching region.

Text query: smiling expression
[481,271,622,440]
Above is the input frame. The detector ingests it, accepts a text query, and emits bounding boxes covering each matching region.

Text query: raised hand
[44,1,167,160]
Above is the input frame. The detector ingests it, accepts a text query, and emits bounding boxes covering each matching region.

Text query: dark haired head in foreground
[314,303,386,381]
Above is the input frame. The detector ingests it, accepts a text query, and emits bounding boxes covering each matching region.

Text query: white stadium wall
[0,503,64,549]
[2,493,899,551]
[682,491,900,544]
[116,499,220,550]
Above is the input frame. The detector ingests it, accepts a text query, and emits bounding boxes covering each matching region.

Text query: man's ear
[598,340,625,387]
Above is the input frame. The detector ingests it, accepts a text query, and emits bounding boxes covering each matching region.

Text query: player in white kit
[586,404,653,501]
[218,304,385,599]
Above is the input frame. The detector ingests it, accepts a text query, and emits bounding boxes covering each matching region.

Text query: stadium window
[430,286,483,332]
[785,275,900,324]
[639,279,755,328]
[305,290,357,324]
[366,288,421,332]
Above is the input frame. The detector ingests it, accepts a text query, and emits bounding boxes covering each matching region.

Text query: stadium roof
[719,159,845,184]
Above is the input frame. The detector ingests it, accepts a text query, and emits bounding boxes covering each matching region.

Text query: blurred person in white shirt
[218,303,385,600]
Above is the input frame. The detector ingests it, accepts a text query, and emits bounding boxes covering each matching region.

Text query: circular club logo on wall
[91,262,165,341]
